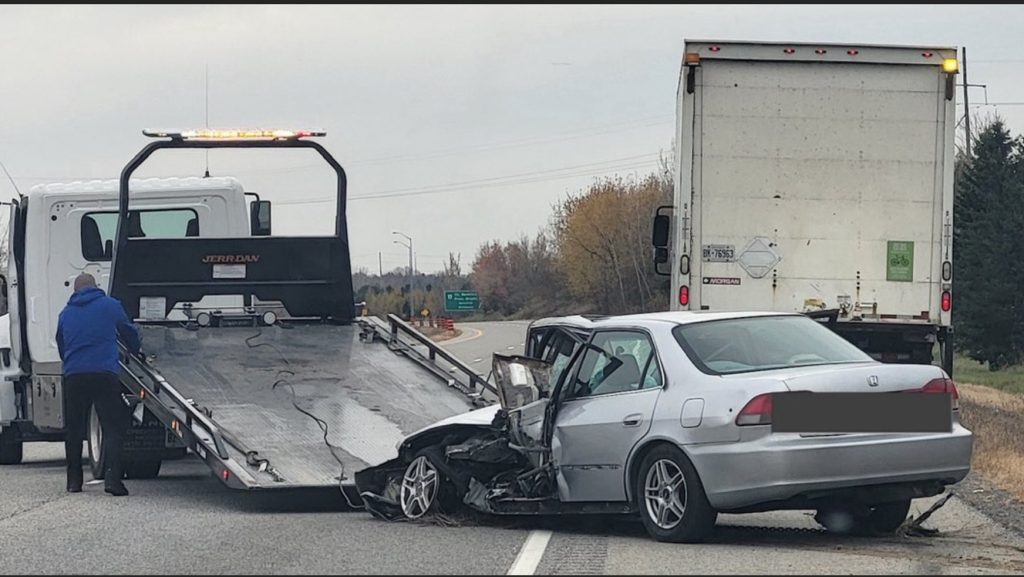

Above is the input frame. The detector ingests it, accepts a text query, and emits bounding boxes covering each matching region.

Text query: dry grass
[957,382,1024,502]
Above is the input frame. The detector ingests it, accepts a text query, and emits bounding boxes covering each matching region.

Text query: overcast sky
[2,4,1022,274]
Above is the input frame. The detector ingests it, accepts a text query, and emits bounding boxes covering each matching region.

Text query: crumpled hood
[67,287,106,307]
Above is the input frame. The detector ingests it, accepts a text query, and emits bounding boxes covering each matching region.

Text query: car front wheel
[636,444,717,543]
[400,451,442,519]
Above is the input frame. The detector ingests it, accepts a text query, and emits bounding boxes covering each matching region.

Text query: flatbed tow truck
[2,129,493,497]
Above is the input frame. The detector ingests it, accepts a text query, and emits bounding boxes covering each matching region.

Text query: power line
[969,102,1024,107]
[7,114,672,183]
[275,153,662,206]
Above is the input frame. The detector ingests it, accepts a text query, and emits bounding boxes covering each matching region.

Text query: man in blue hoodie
[56,273,141,496]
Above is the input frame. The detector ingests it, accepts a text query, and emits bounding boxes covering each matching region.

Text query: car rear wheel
[636,444,717,543]
[862,499,911,533]
[815,499,911,535]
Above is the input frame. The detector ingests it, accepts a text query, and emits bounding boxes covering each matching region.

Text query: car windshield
[672,315,873,375]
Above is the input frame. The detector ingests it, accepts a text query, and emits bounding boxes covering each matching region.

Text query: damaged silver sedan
[354,311,973,543]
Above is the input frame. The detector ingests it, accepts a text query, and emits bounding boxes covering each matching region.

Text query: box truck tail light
[941,291,951,312]
[678,285,689,306]
[708,45,720,52]
[815,49,827,55]
[736,393,773,426]
[847,49,859,56]
[942,261,952,281]
[783,47,795,54]
[922,51,934,58]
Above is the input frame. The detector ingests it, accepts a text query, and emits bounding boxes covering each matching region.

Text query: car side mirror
[250,200,272,236]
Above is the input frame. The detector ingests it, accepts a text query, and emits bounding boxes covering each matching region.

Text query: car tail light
[941,291,951,312]
[916,377,959,411]
[736,393,773,426]
[678,285,689,306]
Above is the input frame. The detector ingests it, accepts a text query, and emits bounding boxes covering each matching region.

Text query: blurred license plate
[772,393,952,434]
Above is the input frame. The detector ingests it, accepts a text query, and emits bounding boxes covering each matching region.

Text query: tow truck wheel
[0,426,23,465]
[636,444,717,543]
[88,404,105,480]
[125,459,162,479]
[400,451,442,519]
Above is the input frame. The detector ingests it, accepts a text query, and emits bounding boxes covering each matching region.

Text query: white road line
[506,346,515,350]
[472,358,483,363]
[85,480,103,485]
[507,529,553,575]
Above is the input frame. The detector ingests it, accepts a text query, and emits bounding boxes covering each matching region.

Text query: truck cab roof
[26,176,243,201]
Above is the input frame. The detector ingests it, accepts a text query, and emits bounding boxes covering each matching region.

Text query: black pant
[64,372,129,482]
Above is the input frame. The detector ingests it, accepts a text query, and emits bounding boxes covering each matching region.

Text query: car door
[494,325,587,466]
[551,329,664,503]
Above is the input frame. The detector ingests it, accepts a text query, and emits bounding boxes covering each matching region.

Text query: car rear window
[672,315,872,375]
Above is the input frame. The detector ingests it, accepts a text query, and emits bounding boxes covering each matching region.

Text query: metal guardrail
[382,314,496,397]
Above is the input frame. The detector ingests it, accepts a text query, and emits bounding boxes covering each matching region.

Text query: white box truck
[652,40,958,376]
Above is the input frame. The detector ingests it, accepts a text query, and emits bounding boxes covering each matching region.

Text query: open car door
[492,353,552,464]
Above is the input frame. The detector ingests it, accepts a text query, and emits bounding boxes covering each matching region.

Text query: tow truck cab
[0,176,266,469]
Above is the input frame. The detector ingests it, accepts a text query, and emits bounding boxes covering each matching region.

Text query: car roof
[530,310,799,331]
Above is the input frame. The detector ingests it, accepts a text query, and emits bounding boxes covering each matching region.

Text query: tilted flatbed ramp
[122,321,481,490]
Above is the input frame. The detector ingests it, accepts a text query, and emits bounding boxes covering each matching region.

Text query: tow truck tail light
[678,285,689,306]
[736,393,773,426]
[916,377,959,411]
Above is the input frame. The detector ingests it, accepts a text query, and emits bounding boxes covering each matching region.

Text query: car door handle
[622,414,643,427]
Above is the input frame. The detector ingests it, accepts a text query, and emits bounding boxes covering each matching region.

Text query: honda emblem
[867,375,879,387]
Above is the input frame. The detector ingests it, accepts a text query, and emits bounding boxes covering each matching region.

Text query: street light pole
[393,231,413,319]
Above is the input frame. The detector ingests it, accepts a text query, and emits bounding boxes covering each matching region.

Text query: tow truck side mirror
[250,200,272,236]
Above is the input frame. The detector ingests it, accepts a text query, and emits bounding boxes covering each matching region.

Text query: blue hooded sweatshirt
[56,287,142,377]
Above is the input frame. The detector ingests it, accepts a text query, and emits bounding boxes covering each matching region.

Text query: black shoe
[67,468,83,493]
[104,482,129,497]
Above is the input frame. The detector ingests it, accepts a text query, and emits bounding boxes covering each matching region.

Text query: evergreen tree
[953,119,1024,368]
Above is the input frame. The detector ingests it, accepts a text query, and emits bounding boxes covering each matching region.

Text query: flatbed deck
[136,322,477,489]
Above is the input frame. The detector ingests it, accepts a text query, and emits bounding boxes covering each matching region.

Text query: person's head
[73,273,97,292]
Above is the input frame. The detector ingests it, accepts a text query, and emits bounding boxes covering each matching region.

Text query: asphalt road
[1,320,1023,574]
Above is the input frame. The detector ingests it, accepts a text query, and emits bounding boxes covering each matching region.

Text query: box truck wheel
[88,404,105,479]
[0,425,23,465]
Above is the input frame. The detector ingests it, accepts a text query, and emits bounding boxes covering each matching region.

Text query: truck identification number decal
[702,244,735,262]
[139,296,167,320]
[213,264,247,279]
[703,277,741,285]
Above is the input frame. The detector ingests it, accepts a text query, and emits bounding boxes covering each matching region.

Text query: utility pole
[378,251,382,277]
[393,231,413,319]
[962,46,971,159]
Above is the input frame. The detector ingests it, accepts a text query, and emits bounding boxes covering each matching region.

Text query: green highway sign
[444,290,480,312]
